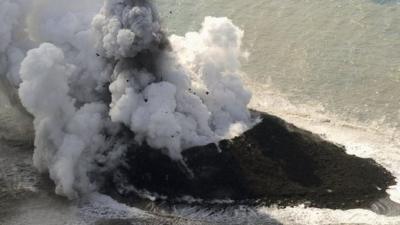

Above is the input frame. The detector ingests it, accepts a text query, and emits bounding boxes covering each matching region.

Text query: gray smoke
[0,0,254,199]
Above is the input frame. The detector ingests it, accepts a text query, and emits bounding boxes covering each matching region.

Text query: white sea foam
[242,80,400,224]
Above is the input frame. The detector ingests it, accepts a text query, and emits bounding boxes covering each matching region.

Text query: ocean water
[1,0,400,224]
[156,0,400,130]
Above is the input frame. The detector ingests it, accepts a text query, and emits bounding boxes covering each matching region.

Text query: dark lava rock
[102,112,396,209]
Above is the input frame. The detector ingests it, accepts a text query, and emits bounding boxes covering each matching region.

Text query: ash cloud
[0,0,254,198]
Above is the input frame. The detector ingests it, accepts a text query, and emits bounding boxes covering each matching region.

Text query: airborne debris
[7,0,253,198]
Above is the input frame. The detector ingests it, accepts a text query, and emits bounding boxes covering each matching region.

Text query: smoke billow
[0,0,254,199]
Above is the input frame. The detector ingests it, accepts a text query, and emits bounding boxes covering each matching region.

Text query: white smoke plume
[0,0,254,198]
[0,0,34,108]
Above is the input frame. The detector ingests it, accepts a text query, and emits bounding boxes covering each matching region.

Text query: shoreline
[103,111,397,210]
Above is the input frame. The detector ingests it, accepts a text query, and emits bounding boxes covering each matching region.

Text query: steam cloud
[0,0,253,199]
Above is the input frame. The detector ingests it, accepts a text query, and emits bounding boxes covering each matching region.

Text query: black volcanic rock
[102,112,396,209]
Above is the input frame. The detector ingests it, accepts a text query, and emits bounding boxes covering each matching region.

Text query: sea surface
[1,0,400,224]
[157,0,400,130]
